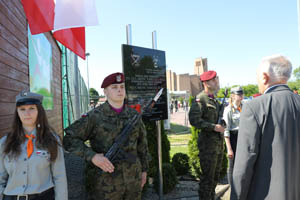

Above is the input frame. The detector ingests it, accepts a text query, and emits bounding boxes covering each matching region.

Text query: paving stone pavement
[170,107,191,127]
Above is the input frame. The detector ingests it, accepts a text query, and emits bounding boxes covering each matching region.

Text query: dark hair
[3,104,59,161]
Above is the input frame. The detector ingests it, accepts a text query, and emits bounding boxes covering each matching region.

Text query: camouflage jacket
[189,91,220,133]
[64,101,149,172]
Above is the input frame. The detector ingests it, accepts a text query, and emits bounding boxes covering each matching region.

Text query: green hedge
[145,121,170,178]
[153,163,178,194]
[172,152,190,176]
[188,126,228,181]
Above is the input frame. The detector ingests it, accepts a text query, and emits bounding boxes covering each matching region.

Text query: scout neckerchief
[25,129,36,158]
[231,102,242,113]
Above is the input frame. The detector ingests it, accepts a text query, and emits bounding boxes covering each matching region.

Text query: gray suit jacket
[231,85,300,200]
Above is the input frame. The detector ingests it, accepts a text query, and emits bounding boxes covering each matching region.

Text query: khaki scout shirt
[189,91,220,132]
[223,103,242,137]
[0,129,68,200]
[64,101,149,172]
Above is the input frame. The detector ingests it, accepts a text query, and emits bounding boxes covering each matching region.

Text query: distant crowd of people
[170,99,189,114]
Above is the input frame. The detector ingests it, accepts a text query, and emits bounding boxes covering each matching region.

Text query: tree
[89,88,99,104]
[293,66,300,81]
[242,84,259,97]
[217,84,259,98]
[287,67,300,93]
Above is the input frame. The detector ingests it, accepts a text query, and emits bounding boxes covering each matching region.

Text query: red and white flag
[21,0,98,59]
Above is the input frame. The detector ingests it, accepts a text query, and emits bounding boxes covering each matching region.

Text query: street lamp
[85,53,90,105]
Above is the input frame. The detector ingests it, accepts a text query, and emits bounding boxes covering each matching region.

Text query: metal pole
[298,0,300,47]
[153,30,163,200]
[126,24,132,45]
[85,53,90,107]
[152,31,157,49]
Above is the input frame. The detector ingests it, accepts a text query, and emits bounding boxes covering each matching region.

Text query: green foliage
[188,127,201,177]
[170,145,189,158]
[188,127,228,181]
[188,95,195,106]
[217,84,259,98]
[145,121,171,178]
[89,88,99,96]
[89,88,99,104]
[145,121,174,193]
[178,97,184,104]
[168,133,191,157]
[153,163,178,194]
[217,87,230,98]
[172,153,190,175]
[293,66,300,80]
[37,88,53,110]
[169,123,190,133]
[220,143,228,180]
[288,81,299,91]
[242,84,259,97]
[288,80,300,92]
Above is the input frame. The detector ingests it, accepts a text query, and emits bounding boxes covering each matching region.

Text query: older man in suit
[231,55,300,200]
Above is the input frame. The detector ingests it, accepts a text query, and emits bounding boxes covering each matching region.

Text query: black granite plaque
[122,44,168,121]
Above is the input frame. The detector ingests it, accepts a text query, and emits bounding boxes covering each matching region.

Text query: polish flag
[21,0,98,59]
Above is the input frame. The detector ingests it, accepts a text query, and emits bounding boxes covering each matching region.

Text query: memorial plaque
[122,44,168,121]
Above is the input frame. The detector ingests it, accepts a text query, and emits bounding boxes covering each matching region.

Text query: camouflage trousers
[88,180,142,200]
[87,162,142,200]
[197,132,224,200]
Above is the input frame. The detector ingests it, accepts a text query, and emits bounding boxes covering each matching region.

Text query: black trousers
[228,130,238,186]
[3,187,54,200]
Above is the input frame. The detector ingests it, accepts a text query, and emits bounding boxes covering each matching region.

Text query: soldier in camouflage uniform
[64,72,149,200]
[188,70,225,200]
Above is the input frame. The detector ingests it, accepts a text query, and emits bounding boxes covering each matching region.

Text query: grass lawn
[169,144,189,158]
[167,123,191,158]
[169,123,190,134]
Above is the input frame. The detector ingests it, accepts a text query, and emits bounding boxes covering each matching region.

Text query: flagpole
[126,24,132,45]
[153,30,163,200]
[85,52,90,106]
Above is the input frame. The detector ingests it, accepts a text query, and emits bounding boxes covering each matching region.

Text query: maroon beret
[200,70,217,81]
[101,72,125,88]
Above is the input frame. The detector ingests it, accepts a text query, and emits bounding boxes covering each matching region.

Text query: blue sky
[78,0,300,94]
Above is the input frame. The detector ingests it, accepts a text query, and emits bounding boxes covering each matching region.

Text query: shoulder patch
[81,113,89,118]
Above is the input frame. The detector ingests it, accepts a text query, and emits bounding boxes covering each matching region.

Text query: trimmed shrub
[145,121,170,178]
[220,143,228,180]
[172,152,190,176]
[153,163,178,194]
[188,126,201,178]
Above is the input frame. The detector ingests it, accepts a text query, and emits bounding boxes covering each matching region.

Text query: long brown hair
[3,104,59,161]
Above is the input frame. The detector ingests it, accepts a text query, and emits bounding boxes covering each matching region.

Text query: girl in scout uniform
[0,91,68,200]
[223,86,244,186]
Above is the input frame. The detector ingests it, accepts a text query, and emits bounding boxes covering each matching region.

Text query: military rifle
[104,88,164,165]
[217,88,228,126]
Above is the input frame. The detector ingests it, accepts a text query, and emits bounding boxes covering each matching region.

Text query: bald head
[256,55,292,93]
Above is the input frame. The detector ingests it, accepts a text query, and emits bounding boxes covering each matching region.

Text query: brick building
[0,1,63,136]
[166,57,207,96]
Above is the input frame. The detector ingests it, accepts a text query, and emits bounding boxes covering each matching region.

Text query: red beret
[200,70,217,81]
[101,72,125,88]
